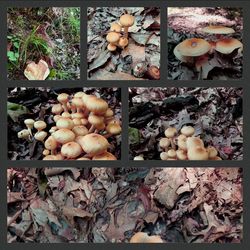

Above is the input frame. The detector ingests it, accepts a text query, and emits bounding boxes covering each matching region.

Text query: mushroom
[24,59,50,80]
[167,149,176,159]
[107,43,117,52]
[51,104,63,115]
[207,146,218,159]
[187,146,208,160]
[145,66,160,80]
[177,134,187,151]
[61,112,71,118]
[72,125,88,136]
[71,97,85,113]
[119,14,135,39]
[77,133,109,157]
[118,37,128,49]
[57,93,69,112]
[186,137,204,149]
[215,38,243,54]
[34,131,48,142]
[159,138,171,151]
[130,232,163,243]
[110,22,122,33]
[106,32,121,50]
[164,127,177,148]
[56,117,74,130]
[34,120,47,131]
[92,152,117,160]
[88,114,105,133]
[61,141,83,159]
[85,96,108,115]
[17,129,30,140]
[44,136,58,155]
[24,119,35,136]
[104,122,121,138]
[181,126,195,137]
[52,128,76,144]
[202,25,235,40]
[176,149,187,160]
[160,152,168,160]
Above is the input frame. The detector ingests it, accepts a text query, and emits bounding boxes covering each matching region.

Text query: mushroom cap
[34,131,47,141]
[106,122,121,135]
[215,38,243,54]
[176,149,187,160]
[53,115,61,122]
[88,114,104,126]
[56,117,74,130]
[44,136,57,150]
[49,126,58,134]
[52,128,75,144]
[72,97,84,108]
[76,157,91,160]
[43,149,50,156]
[167,149,176,158]
[43,155,58,160]
[24,119,35,127]
[106,32,121,43]
[160,152,168,160]
[159,138,171,148]
[57,93,69,104]
[61,141,83,159]
[17,129,30,139]
[74,92,85,98]
[176,38,211,57]
[130,232,163,243]
[71,112,84,119]
[134,155,144,160]
[186,137,204,149]
[110,22,122,33]
[61,112,71,118]
[52,104,63,115]
[164,127,177,138]
[119,14,135,27]
[77,133,109,156]
[104,108,114,118]
[72,118,82,126]
[202,25,235,34]
[107,43,117,51]
[34,120,47,131]
[177,135,187,151]
[207,146,218,159]
[72,125,88,136]
[118,37,128,47]
[24,59,50,80]
[92,152,117,160]
[85,96,109,115]
[187,146,208,160]
[173,44,193,63]
[181,126,195,137]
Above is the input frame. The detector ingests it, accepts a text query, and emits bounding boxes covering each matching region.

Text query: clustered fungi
[106,14,135,52]
[157,126,221,160]
[173,25,243,78]
[17,92,121,160]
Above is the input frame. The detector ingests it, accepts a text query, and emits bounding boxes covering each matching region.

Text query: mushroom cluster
[106,14,135,52]
[17,92,121,160]
[158,126,221,160]
[174,25,243,77]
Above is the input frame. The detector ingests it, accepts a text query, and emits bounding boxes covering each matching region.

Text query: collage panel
[7,87,121,160]
[7,167,243,243]
[7,7,80,80]
[87,7,160,80]
[129,87,243,160]
[167,7,243,80]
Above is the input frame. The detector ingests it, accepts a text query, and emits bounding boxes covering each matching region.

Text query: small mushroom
[119,14,135,39]
[110,22,122,33]
[215,38,243,54]
[118,37,128,49]
[107,43,117,52]
[52,128,76,144]
[56,117,74,130]
[130,232,163,243]
[17,129,30,140]
[61,141,83,159]
[104,122,121,138]
[57,93,69,112]
[24,119,35,136]
[34,120,47,131]
[187,146,208,160]
[34,131,48,142]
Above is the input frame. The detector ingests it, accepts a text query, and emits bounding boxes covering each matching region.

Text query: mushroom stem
[123,27,129,39]
[88,125,95,133]
[62,103,68,112]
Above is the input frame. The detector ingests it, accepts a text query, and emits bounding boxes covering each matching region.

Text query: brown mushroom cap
[181,126,195,137]
[106,122,121,135]
[85,96,108,115]
[88,114,104,126]
[207,146,218,158]
[186,137,204,149]
[159,138,171,148]
[107,43,117,52]
[118,37,128,48]
[176,149,187,160]
[104,108,114,118]
[92,152,117,160]
[72,125,88,136]
[120,14,135,27]
[174,44,193,63]
[110,23,122,33]
[44,136,57,150]
[52,128,75,144]
[202,25,235,34]
[71,112,84,119]
[56,117,74,130]
[106,32,121,43]
[164,127,177,138]
[71,97,84,109]
[130,232,163,243]
[52,104,63,115]
[57,93,69,104]
[34,120,47,131]
[74,92,85,98]
[176,38,211,57]
[61,112,71,118]
[160,152,168,160]
[61,141,83,159]
[187,146,208,160]
[215,38,243,54]
[167,149,176,158]
[77,133,109,156]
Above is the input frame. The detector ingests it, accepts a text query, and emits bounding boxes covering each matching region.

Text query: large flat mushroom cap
[177,38,211,57]
[215,38,243,54]
[202,25,235,34]
[174,44,193,63]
